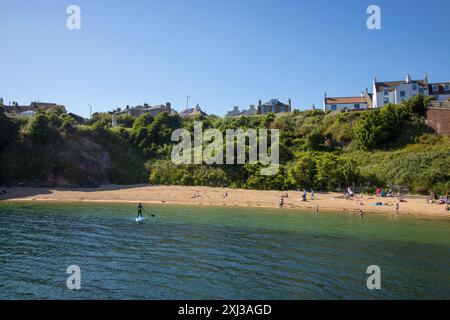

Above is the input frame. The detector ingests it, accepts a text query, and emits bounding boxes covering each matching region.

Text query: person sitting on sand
[137,203,144,219]
[223,192,228,198]
[346,187,354,199]
[387,188,394,197]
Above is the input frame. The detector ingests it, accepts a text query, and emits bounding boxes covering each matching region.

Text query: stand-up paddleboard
[135,216,145,223]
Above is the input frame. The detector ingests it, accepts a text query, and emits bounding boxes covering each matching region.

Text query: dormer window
[432,84,439,92]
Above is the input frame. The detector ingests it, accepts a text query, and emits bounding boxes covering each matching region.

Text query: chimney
[288,98,292,108]
[406,74,412,83]
[258,99,262,106]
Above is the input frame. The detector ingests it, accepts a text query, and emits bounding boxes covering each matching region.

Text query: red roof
[325,97,367,104]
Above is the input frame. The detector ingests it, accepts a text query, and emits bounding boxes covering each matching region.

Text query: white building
[323,90,372,112]
[373,74,429,108]
[428,82,450,101]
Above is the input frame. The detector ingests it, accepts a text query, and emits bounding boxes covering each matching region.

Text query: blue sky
[1,0,449,117]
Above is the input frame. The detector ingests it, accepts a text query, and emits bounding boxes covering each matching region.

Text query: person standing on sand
[279,196,284,208]
[395,202,400,212]
[302,189,307,202]
[311,189,315,200]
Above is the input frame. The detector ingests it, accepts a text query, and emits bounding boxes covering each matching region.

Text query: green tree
[288,153,317,189]
[353,104,407,150]
[402,94,430,117]
[27,113,59,145]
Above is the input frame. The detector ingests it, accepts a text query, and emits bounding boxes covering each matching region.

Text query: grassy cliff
[1,95,449,194]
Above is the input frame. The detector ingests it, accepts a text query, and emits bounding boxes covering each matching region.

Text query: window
[400,91,406,98]
[419,87,424,94]
[384,97,389,104]
[384,89,388,96]
[412,83,418,91]
[331,105,337,111]
[432,85,439,92]
[354,104,360,109]
[445,84,449,91]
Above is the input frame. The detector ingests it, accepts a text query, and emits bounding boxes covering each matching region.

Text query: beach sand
[1,184,449,219]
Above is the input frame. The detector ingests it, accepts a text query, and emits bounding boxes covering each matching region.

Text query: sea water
[0,202,448,299]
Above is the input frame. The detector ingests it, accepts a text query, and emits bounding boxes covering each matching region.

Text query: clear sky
[1,0,449,117]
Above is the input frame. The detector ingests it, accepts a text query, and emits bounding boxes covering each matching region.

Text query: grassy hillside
[0,95,449,194]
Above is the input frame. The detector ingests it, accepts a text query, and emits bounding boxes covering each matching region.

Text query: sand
[1,184,449,219]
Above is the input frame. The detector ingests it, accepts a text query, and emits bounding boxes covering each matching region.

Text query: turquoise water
[0,202,449,299]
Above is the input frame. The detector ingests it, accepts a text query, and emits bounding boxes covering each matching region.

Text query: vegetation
[0,95,448,194]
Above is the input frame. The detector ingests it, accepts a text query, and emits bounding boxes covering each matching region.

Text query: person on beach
[311,189,315,200]
[347,187,354,198]
[395,202,399,212]
[316,206,319,214]
[359,209,364,218]
[279,196,284,208]
[302,189,307,202]
[137,203,144,219]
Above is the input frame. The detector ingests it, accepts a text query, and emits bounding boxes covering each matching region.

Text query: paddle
[143,209,155,218]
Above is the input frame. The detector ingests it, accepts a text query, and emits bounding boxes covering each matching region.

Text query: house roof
[375,79,427,92]
[261,99,289,107]
[179,105,207,117]
[325,96,367,105]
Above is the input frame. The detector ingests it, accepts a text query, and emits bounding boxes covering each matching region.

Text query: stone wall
[427,107,450,135]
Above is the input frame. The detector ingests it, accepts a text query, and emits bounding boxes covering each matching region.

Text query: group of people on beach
[279,190,316,208]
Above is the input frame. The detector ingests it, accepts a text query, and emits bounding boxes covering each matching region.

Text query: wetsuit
[137,205,143,218]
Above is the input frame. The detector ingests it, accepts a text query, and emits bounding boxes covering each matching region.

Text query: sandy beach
[1,184,449,219]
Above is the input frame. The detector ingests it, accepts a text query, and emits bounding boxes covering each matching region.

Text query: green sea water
[0,202,449,299]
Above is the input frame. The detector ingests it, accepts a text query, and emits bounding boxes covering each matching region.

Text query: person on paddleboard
[137,203,144,219]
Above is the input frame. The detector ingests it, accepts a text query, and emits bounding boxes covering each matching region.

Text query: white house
[323,90,372,111]
[373,74,429,108]
[428,82,450,101]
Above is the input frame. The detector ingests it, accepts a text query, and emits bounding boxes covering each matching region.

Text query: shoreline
[1,184,449,219]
